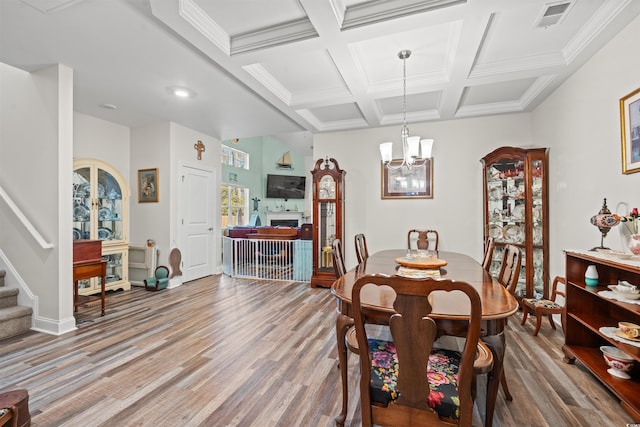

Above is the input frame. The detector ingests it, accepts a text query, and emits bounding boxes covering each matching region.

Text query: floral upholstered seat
[368,338,463,421]
[351,275,483,427]
[520,276,567,336]
[521,298,561,310]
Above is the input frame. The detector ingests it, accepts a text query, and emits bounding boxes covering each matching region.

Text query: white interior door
[180,165,215,282]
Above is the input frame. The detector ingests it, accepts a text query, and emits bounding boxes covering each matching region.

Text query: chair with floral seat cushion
[352,274,484,427]
[520,276,567,336]
[485,243,521,402]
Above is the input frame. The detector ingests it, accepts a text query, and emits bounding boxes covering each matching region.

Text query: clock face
[319,176,336,199]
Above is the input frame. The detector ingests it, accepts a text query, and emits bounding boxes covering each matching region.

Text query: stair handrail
[0,184,53,249]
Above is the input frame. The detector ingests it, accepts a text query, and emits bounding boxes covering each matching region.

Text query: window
[221,145,249,169]
[221,185,249,228]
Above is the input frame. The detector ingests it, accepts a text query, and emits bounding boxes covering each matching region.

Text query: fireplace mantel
[266,211,303,227]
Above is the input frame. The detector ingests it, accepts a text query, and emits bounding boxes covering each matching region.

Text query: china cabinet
[310,157,345,288]
[481,147,549,299]
[563,250,640,421]
[73,158,130,295]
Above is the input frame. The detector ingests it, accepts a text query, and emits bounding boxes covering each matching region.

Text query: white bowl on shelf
[600,346,635,379]
[608,285,640,300]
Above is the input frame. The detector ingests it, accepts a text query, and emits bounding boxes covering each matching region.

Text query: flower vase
[630,235,640,256]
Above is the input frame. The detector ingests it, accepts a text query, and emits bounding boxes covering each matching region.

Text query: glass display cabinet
[481,147,549,299]
[73,158,130,295]
[311,157,345,288]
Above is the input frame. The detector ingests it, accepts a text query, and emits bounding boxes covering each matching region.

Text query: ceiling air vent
[536,2,571,28]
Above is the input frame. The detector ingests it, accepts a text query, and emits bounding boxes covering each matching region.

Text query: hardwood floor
[0,275,632,426]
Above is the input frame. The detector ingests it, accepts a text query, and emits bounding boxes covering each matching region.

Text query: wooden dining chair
[481,237,495,272]
[521,276,567,336]
[491,243,522,401]
[407,229,439,251]
[351,274,488,427]
[497,244,522,296]
[354,233,369,264]
[331,239,347,278]
[332,237,359,427]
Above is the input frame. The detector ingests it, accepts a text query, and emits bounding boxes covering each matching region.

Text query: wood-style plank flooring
[0,275,632,426]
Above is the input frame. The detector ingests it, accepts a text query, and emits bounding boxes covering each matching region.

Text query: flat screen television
[266,174,306,200]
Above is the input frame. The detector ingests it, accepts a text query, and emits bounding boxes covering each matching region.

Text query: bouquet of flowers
[620,207,639,235]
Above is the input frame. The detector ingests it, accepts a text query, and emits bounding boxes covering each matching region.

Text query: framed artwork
[381,159,433,199]
[620,87,640,174]
[138,168,158,202]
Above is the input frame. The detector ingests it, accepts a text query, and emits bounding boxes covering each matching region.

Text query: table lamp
[590,198,619,250]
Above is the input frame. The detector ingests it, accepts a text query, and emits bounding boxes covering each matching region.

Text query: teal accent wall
[221,136,307,225]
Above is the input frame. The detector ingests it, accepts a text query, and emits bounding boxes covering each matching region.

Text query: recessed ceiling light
[168,86,196,98]
[99,103,117,110]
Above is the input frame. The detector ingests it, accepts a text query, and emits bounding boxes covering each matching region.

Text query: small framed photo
[138,168,158,203]
[620,87,640,174]
[381,159,433,199]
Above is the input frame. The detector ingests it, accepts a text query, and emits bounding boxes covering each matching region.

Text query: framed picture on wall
[138,168,158,202]
[381,159,433,199]
[620,87,640,174]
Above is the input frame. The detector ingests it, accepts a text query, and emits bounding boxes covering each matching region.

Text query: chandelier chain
[379,49,433,170]
[402,53,407,127]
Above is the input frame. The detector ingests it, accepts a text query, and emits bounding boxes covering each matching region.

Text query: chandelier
[379,50,433,170]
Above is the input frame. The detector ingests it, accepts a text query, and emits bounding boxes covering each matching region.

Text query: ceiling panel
[194,0,306,37]
[462,78,537,106]
[2,0,638,156]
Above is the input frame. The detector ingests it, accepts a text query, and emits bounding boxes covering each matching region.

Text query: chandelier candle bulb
[379,142,393,163]
[420,139,434,158]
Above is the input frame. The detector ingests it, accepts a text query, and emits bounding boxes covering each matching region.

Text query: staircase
[0,270,32,340]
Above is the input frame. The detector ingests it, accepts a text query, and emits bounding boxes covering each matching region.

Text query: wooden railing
[222,237,312,282]
[0,184,53,249]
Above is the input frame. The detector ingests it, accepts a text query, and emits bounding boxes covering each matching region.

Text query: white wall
[74,112,130,179]
[169,123,222,273]
[0,63,75,334]
[130,123,170,261]
[533,13,640,278]
[169,123,221,275]
[313,113,533,268]
[131,122,221,275]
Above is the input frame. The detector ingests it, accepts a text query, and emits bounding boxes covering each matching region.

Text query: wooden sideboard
[563,250,640,421]
[73,240,107,316]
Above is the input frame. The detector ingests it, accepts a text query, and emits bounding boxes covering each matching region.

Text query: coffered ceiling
[1,0,639,155]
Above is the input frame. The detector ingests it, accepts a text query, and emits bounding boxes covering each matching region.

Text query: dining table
[330,249,519,427]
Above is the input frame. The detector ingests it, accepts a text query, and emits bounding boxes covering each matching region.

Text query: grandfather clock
[311,157,346,288]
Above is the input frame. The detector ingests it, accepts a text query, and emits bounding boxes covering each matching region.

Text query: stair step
[0,287,19,309]
[0,305,32,340]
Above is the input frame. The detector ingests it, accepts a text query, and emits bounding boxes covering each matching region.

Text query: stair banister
[0,184,53,249]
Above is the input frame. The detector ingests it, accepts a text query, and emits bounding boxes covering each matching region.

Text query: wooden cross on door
[194,140,206,160]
